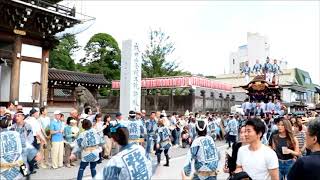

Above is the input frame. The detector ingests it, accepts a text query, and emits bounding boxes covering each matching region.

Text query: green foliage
[49,34,80,71]
[75,63,88,73]
[98,88,119,96]
[205,75,216,79]
[137,29,191,78]
[81,33,121,81]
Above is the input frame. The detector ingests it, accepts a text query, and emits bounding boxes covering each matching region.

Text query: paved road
[31,140,229,180]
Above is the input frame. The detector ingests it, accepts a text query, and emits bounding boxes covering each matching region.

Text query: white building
[229,32,287,73]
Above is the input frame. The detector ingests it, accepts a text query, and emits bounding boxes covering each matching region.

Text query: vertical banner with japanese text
[120,40,141,118]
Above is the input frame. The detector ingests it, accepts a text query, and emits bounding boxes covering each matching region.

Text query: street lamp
[32,82,41,108]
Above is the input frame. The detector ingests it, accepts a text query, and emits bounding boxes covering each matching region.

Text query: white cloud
[72,1,319,84]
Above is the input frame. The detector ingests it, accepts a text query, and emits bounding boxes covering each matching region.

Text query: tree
[137,29,190,78]
[49,34,80,71]
[81,33,121,81]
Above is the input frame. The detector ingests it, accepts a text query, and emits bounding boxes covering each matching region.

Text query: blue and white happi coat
[264,62,273,73]
[252,63,262,73]
[226,118,238,136]
[241,66,251,75]
[145,119,158,138]
[127,118,145,142]
[97,143,152,180]
[189,122,197,141]
[266,102,275,113]
[156,126,171,150]
[145,119,158,157]
[72,128,104,162]
[0,129,24,180]
[207,121,216,137]
[183,136,219,180]
[272,64,281,74]
[10,123,38,162]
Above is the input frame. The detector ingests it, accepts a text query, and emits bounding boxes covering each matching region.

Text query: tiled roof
[48,68,108,85]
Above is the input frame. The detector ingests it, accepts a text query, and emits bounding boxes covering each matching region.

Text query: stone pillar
[10,35,22,102]
[226,94,230,112]
[141,89,146,110]
[120,39,142,117]
[201,90,206,112]
[210,92,215,112]
[219,93,223,112]
[40,49,49,107]
[169,89,175,112]
[155,89,161,111]
[231,95,235,107]
[189,88,196,112]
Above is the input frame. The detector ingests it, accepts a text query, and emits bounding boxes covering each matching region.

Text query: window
[53,88,73,97]
[304,77,311,84]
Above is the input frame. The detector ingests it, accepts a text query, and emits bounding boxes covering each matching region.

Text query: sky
[63,1,320,84]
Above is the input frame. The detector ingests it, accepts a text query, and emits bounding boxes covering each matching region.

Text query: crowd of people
[1,101,320,180]
[240,57,282,84]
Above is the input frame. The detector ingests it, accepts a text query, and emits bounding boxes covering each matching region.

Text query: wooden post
[226,94,230,112]
[10,35,22,102]
[189,88,196,113]
[40,49,49,107]
[201,90,206,112]
[141,89,146,110]
[169,89,175,112]
[219,93,223,112]
[211,92,215,112]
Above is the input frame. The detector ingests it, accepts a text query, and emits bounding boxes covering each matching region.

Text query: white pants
[244,74,250,84]
[266,72,273,83]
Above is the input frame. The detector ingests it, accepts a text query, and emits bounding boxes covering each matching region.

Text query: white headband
[196,119,208,131]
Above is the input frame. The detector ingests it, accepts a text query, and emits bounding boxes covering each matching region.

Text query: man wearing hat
[182,118,219,180]
[127,110,145,145]
[240,61,251,84]
[25,109,45,152]
[50,110,64,169]
[264,57,273,83]
[10,110,41,175]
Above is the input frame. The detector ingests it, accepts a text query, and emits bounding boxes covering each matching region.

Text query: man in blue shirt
[226,114,238,148]
[266,99,275,114]
[50,110,64,169]
[288,118,320,180]
[145,112,158,159]
[272,59,283,84]
[240,61,251,84]
[252,59,263,75]
[241,98,252,116]
[264,57,273,83]
[250,100,257,116]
